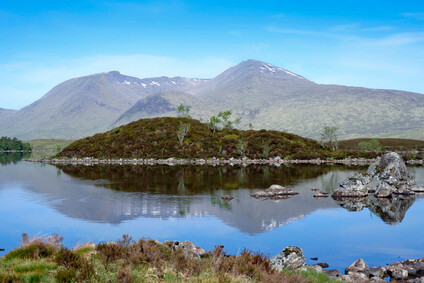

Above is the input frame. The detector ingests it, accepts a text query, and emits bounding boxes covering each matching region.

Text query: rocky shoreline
[25,156,424,166]
[270,245,424,282]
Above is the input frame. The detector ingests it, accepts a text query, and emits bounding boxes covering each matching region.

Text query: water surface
[1,153,423,271]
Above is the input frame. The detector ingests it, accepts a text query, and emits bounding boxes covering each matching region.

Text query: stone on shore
[163,240,206,258]
[345,259,370,277]
[270,246,305,271]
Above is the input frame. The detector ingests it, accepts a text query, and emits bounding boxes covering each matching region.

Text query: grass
[338,138,424,151]
[56,117,378,160]
[27,139,75,151]
[0,234,336,283]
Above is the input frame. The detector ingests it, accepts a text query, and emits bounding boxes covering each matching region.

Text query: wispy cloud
[363,32,424,46]
[402,12,424,21]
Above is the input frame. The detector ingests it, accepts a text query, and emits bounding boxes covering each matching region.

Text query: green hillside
[57,117,356,160]
[338,138,424,151]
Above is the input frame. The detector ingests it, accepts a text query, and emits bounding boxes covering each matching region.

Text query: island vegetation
[0,137,31,151]
[56,116,375,160]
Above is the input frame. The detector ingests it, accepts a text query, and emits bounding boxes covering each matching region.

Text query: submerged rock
[251,185,298,200]
[221,195,233,201]
[270,246,305,271]
[411,185,424,193]
[313,191,329,198]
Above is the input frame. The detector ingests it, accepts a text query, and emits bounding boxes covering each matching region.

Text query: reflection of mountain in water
[334,195,418,225]
[3,160,422,233]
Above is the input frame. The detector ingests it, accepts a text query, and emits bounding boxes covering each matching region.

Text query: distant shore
[25,156,424,166]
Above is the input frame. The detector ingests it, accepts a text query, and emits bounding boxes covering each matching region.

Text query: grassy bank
[0,234,334,283]
[27,139,75,151]
[57,117,377,160]
[338,138,424,151]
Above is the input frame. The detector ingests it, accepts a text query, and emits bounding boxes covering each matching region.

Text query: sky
[1,0,424,110]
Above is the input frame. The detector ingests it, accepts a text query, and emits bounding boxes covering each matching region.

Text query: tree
[177,104,191,118]
[208,116,221,134]
[177,121,190,145]
[321,126,339,150]
[207,110,240,133]
[358,139,381,152]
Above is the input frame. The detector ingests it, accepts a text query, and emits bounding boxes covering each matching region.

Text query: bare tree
[177,121,190,145]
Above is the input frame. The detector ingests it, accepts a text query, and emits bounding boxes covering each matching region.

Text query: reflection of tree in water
[0,152,31,165]
[334,195,416,225]
[56,164,365,195]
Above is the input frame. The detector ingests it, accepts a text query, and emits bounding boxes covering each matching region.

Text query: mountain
[1,59,423,140]
[114,60,424,140]
[0,71,206,140]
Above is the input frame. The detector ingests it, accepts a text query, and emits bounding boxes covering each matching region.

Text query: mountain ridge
[1,59,423,140]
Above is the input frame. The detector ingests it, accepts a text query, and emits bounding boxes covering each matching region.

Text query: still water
[1,153,424,271]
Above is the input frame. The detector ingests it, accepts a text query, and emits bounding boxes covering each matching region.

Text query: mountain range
[1,59,423,140]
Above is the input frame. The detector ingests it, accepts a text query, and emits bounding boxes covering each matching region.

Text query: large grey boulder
[332,173,370,198]
[375,152,415,188]
[333,152,416,199]
[270,246,305,271]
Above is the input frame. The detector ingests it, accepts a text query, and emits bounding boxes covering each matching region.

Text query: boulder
[345,259,370,276]
[401,259,424,278]
[316,262,329,268]
[369,266,387,278]
[335,152,417,199]
[332,173,369,198]
[387,262,409,280]
[270,246,305,271]
[374,182,395,198]
[251,185,298,200]
[163,240,206,258]
[376,152,415,188]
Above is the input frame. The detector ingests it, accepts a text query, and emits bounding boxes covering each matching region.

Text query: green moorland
[27,139,75,151]
[338,138,424,151]
[0,234,335,283]
[56,117,378,160]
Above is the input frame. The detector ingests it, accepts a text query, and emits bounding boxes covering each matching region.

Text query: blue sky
[1,0,424,109]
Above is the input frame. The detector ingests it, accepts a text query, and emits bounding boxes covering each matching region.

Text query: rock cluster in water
[250,184,299,200]
[332,152,422,199]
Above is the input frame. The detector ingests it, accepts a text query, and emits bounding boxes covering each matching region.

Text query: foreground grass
[0,234,336,283]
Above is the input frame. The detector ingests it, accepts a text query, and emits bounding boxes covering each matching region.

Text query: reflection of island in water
[0,152,30,165]
[334,195,417,225]
[2,161,422,234]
